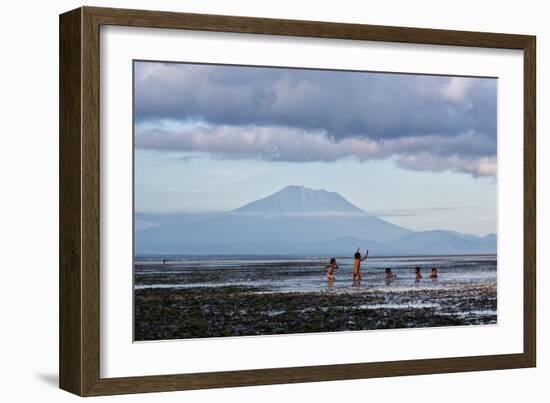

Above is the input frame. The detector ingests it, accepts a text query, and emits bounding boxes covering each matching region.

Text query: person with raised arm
[352,248,369,282]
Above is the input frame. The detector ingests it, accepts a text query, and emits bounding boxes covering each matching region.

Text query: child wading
[384,268,397,279]
[414,267,423,281]
[352,248,369,282]
[325,258,338,282]
[429,268,439,279]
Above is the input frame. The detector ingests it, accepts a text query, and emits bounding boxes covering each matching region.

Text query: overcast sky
[134,61,497,235]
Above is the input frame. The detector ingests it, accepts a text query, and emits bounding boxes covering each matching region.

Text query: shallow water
[134,255,496,294]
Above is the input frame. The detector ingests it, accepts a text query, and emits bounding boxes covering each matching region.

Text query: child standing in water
[384,268,397,279]
[352,248,369,282]
[414,267,423,281]
[429,268,439,279]
[326,258,338,282]
[384,268,397,285]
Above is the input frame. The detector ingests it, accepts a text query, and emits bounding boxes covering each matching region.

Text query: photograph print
[133,61,497,341]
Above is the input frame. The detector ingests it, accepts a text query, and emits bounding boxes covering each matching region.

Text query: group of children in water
[325,247,439,283]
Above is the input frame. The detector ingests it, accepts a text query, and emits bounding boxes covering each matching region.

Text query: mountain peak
[233,185,365,215]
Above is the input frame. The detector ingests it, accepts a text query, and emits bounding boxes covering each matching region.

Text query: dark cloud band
[134,62,497,177]
[134,62,497,141]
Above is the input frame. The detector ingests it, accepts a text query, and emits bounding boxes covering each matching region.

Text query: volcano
[135,186,495,256]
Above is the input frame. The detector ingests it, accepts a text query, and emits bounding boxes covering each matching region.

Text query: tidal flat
[134,255,497,341]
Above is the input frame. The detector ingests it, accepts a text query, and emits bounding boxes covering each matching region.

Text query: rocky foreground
[134,283,497,341]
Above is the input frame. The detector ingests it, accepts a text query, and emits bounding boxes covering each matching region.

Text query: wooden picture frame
[59,6,536,396]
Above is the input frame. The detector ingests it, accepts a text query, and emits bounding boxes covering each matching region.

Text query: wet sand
[134,282,497,341]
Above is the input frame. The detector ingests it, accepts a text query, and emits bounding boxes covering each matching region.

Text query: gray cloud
[135,124,496,177]
[134,62,497,141]
[395,153,496,178]
[134,62,497,177]
[370,207,458,217]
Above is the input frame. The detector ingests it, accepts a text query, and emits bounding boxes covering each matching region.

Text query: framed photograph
[59,6,536,396]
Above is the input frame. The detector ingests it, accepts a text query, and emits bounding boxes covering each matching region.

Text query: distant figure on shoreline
[326,258,338,282]
[352,248,369,282]
[414,267,423,281]
[429,268,439,279]
[162,259,167,265]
